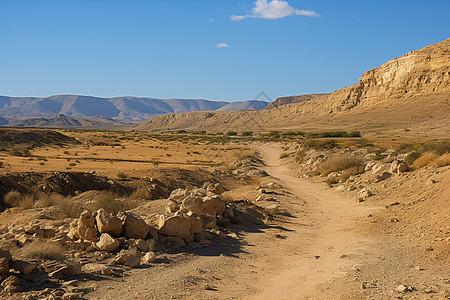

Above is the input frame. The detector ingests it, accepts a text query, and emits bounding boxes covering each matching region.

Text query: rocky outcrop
[267,93,326,109]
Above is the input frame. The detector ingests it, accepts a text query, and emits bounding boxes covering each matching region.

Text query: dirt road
[230,145,380,299]
[86,145,382,299]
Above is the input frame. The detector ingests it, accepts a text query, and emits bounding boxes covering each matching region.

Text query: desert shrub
[0,161,3,168]
[317,155,364,176]
[305,139,337,150]
[422,140,450,155]
[176,130,187,134]
[117,172,128,179]
[21,240,67,260]
[294,150,306,163]
[226,131,238,136]
[57,197,80,218]
[93,191,138,215]
[413,152,440,168]
[431,153,450,167]
[4,191,34,210]
[34,193,64,208]
[404,151,421,166]
[69,163,76,167]
[242,131,253,136]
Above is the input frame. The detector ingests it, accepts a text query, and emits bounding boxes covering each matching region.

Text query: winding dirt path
[235,145,380,299]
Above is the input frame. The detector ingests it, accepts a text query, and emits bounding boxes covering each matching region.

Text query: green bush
[226,131,238,136]
[305,139,337,149]
[242,131,253,136]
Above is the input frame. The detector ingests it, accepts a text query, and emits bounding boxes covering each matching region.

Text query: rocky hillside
[136,39,450,139]
[266,93,326,109]
[0,95,268,124]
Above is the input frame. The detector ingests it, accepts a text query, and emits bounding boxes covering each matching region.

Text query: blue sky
[1,0,449,101]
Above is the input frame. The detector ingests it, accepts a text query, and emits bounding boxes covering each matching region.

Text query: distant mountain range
[0,95,269,127]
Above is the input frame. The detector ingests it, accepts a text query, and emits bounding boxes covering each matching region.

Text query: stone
[397,162,408,173]
[223,207,234,218]
[182,195,225,217]
[95,209,123,237]
[159,215,194,242]
[168,188,187,202]
[206,183,225,195]
[162,236,186,248]
[48,262,82,279]
[166,200,179,213]
[141,252,157,264]
[68,211,99,242]
[135,239,150,252]
[265,204,279,216]
[390,160,400,173]
[82,263,112,275]
[375,172,392,182]
[120,213,149,240]
[187,215,204,234]
[397,285,413,293]
[115,254,140,268]
[96,233,120,252]
[12,260,36,275]
[358,188,373,199]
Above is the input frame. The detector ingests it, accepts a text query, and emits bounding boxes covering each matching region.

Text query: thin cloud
[231,0,320,21]
[216,42,230,48]
[209,18,215,23]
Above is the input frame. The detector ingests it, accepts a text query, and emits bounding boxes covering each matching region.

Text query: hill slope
[0,95,268,124]
[136,39,450,140]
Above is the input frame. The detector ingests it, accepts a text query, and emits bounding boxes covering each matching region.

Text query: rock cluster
[159,183,237,245]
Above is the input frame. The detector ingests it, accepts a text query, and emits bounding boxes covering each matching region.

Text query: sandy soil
[81,144,394,299]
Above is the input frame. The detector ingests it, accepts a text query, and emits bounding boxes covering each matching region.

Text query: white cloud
[216,42,230,48]
[209,18,215,23]
[231,0,320,21]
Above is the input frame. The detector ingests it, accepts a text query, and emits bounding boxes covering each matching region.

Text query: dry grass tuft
[93,191,139,215]
[317,154,364,176]
[4,191,34,210]
[21,240,67,260]
[413,152,440,168]
[237,149,256,160]
[431,152,450,167]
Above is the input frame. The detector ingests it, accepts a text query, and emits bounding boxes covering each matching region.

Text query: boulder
[166,200,179,213]
[141,252,156,264]
[358,188,373,200]
[96,233,120,252]
[159,215,193,242]
[182,195,225,217]
[68,211,99,242]
[48,262,82,279]
[120,213,149,240]
[95,209,123,237]
[135,239,150,252]
[390,160,400,173]
[115,254,140,268]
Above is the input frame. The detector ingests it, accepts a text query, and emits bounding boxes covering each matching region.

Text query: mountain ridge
[0,95,269,125]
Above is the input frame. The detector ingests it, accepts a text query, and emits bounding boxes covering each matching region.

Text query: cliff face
[321,39,450,112]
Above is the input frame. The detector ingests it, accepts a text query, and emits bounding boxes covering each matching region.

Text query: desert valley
[0,36,448,300]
